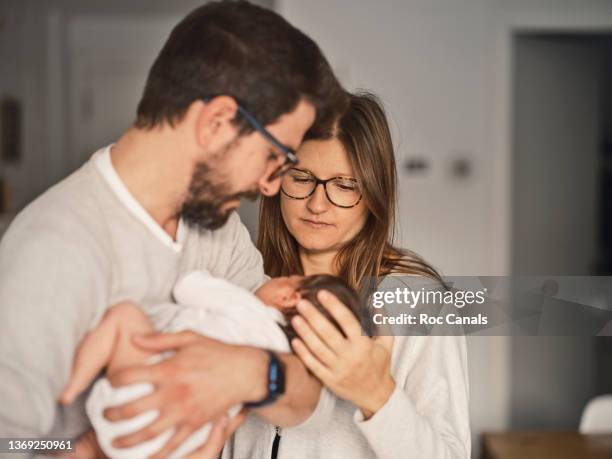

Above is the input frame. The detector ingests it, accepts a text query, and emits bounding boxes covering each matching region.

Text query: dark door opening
[510,32,612,430]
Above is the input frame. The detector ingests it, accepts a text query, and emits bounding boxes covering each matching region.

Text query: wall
[276,0,612,456]
[2,0,612,454]
[0,0,274,211]
[279,0,493,276]
[0,0,48,209]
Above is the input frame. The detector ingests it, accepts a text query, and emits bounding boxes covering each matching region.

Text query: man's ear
[193,95,240,153]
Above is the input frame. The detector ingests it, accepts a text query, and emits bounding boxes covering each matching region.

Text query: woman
[223,92,470,458]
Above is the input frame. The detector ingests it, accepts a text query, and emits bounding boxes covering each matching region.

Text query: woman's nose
[306,183,329,213]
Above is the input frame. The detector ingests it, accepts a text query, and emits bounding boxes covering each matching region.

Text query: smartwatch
[245,350,286,408]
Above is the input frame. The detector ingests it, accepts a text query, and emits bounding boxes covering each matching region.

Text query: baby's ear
[277,290,301,308]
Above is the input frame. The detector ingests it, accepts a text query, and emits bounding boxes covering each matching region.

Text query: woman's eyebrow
[294,167,356,178]
[327,172,357,179]
[293,167,315,174]
[334,173,357,179]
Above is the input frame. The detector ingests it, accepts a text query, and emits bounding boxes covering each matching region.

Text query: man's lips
[300,218,333,228]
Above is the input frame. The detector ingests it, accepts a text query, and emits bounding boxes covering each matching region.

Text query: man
[0,2,346,457]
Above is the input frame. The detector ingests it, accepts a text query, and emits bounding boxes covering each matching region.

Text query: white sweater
[223,331,470,458]
[0,146,266,449]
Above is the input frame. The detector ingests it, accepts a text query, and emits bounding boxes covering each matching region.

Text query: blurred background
[1,0,611,457]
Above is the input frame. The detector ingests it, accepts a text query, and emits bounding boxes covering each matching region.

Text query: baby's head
[255,274,362,341]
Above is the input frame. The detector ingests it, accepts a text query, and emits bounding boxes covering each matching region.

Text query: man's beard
[180,161,259,231]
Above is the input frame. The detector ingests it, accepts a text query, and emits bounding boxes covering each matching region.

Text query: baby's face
[255,275,304,309]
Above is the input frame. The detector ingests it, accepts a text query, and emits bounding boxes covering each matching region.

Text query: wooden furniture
[482,431,612,459]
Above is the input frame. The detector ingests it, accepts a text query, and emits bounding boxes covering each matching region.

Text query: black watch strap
[245,350,286,408]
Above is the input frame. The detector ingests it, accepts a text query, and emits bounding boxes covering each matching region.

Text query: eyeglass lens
[269,158,295,181]
[281,169,361,208]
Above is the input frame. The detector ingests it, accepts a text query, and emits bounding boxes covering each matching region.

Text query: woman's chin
[296,237,338,254]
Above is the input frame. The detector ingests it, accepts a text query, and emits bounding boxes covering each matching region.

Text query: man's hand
[184,410,248,459]
[103,332,267,457]
[52,430,107,459]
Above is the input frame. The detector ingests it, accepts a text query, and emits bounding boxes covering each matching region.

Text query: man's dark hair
[135,1,346,134]
[282,274,372,342]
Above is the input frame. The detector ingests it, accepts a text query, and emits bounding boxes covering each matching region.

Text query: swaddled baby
[59,271,361,459]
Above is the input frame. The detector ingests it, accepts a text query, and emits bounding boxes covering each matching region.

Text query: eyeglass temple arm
[202,96,296,162]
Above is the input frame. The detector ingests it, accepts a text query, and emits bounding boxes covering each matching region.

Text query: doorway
[510,32,612,429]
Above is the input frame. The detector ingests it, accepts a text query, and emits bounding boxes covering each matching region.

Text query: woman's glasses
[281,168,362,208]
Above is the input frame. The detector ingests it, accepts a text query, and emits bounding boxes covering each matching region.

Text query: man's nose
[306,183,328,213]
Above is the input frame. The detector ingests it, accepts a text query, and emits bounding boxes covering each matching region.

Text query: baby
[59,271,361,459]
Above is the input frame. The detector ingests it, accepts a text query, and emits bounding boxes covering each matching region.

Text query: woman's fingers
[291,315,337,366]
[316,290,363,339]
[296,299,346,351]
[292,338,332,383]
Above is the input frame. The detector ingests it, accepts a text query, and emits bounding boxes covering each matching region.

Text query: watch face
[245,351,286,408]
[273,353,286,396]
[269,351,286,399]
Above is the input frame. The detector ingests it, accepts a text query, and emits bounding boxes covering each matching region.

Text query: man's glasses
[281,168,362,208]
[203,97,298,180]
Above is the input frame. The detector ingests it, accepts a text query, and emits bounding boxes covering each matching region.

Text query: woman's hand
[290,290,395,419]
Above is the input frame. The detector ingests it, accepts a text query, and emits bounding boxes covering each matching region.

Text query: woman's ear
[193,95,240,153]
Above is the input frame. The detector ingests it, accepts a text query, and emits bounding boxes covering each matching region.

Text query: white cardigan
[222,332,470,458]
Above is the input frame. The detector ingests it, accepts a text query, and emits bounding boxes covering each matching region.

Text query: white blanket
[87,270,290,459]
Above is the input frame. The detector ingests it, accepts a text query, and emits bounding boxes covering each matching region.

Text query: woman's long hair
[257,91,443,292]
